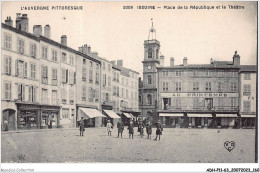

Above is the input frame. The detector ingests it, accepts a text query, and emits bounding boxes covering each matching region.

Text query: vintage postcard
[1,1,259,172]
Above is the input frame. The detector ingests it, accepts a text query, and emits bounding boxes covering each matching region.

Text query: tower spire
[148,18,156,40]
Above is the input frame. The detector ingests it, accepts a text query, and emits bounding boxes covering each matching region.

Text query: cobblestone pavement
[1,128,256,163]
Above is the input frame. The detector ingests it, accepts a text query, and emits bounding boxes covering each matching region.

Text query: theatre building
[239,65,257,128]
[157,53,241,128]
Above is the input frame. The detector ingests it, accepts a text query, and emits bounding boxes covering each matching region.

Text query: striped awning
[123,113,134,118]
[216,114,237,117]
[79,108,105,120]
[159,113,183,117]
[240,114,256,118]
[187,114,212,117]
[104,110,121,119]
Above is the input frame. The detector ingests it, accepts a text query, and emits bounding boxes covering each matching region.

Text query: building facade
[139,24,257,128]
[239,66,257,128]
[1,13,139,130]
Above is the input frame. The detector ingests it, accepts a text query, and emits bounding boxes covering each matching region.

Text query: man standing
[154,120,163,141]
[79,117,85,136]
[146,121,152,140]
[128,120,134,139]
[117,120,124,138]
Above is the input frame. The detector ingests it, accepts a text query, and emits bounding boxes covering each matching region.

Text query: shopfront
[159,113,184,128]
[78,107,105,127]
[215,114,237,128]
[240,114,256,128]
[16,103,61,130]
[103,110,121,126]
[187,114,213,128]
[121,112,134,125]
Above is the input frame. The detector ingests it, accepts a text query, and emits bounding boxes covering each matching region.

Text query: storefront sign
[160,92,238,98]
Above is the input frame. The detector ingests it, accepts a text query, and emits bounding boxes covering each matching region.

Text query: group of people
[79,117,164,140]
[106,119,163,141]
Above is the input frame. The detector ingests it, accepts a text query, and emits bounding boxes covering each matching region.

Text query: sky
[2,1,257,77]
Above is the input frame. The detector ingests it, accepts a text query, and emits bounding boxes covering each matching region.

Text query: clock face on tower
[148,66,152,70]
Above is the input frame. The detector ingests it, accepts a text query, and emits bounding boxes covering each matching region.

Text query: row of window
[82,66,99,84]
[4,56,37,79]
[81,86,99,102]
[161,70,238,77]
[4,33,76,65]
[112,87,138,100]
[162,82,238,92]
[62,108,75,119]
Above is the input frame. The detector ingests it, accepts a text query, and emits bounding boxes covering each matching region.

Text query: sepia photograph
[1,0,259,172]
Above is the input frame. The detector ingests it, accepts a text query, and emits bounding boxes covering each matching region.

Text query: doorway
[2,109,16,130]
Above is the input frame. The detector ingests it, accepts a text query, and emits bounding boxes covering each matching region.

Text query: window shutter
[24,62,27,78]
[66,69,68,83]
[5,83,9,99]
[4,56,8,74]
[15,60,19,76]
[9,83,12,100]
[74,72,76,84]
[22,85,25,101]
[18,84,21,100]
[29,86,32,101]
[8,57,11,75]
[46,67,48,78]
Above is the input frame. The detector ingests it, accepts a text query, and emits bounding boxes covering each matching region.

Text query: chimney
[44,25,50,38]
[16,13,22,30]
[210,58,214,64]
[33,25,42,36]
[233,50,240,66]
[159,55,165,66]
[78,47,83,53]
[87,46,91,54]
[5,16,13,27]
[111,61,116,65]
[170,57,174,67]
[183,57,188,66]
[61,35,67,46]
[117,60,123,66]
[92,51,99,57]
[20,14,28,32]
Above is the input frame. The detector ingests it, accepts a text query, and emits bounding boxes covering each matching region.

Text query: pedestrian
[128,120,134,139]
[117,120,124,138]
[138,120,144,138]
[146,121,152,140]
[79,117,85,136]
[3,119,8,131]
[107,120,112,136]
[154,120,163,141]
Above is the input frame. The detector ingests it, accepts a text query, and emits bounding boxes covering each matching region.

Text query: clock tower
[140,20,160,121]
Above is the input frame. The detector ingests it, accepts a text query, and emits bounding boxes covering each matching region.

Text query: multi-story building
[1,15,62,130]
[1,13,140,130]
[139,23,256,128]
[239,65,257,128]
[112,60,139,123]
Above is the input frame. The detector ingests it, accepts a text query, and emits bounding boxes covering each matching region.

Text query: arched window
[147,75,152,84]
[147,94,152,105]
[148,48,152,58]
[156,49,159,59]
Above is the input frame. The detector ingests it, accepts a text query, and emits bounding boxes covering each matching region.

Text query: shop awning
[159,113,184,117]
[129,113,135,118]
[123,113,134,118]
[79,108,105,119]
[90,109,106,118]
[104,110,121,119]
[240,114,256,118]
[187,114,212,117]
[216,114,237,117]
